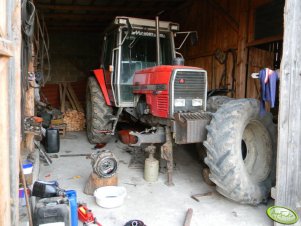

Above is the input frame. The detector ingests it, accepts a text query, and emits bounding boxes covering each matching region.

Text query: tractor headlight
[192,99,202,106]
[174,99,185,107]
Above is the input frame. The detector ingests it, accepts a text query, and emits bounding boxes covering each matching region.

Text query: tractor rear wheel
[203,98,277,205]
[86,77,112,144]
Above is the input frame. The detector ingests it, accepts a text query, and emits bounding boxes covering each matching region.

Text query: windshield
[118,29,173,103]
[122,29,173,64]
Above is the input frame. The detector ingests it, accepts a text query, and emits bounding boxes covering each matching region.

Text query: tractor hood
[133,65,202,86]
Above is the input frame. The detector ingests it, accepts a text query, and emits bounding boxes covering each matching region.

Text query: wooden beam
[0,0,21,224]
[251,0,272,8]
[36,4,165,12]
[43,12,156,21]
[275,0,301,224]
[236,0,250,98]
[246,34,283,47]
[0,37,13,57]
[47,26,104,32]
[0,55,11,226]
[43,13,112,20]
[67,84,84,112]
[207,0,239,32]
[8,0,22,224]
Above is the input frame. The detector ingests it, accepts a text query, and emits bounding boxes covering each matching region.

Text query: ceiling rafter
[36,4,169,12]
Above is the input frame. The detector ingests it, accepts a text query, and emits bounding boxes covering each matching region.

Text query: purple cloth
[259,69,279,116]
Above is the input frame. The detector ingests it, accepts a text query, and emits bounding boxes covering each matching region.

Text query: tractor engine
[132,65,211,144]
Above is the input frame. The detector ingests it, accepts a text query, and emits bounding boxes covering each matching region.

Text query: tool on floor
[78,204,102,226]
[191,191,213,202]
[19,159,34,226]
[34,141,52,165]
[183,208,193,226]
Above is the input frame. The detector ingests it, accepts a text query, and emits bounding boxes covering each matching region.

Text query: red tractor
[86,16,277,205]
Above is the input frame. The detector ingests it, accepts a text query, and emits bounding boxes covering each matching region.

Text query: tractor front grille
[171,69,207,115]
[174,71,206,98]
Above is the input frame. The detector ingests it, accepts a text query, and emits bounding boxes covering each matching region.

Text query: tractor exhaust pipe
[156,16,160,66]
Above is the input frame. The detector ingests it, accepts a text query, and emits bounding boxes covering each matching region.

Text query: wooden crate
[51,123,67,137]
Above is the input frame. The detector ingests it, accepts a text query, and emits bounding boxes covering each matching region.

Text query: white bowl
[94,186,127,208]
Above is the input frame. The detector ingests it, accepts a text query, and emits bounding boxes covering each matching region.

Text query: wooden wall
[247,47,273,98]
[41,80,87,109]
[172,0,277,99]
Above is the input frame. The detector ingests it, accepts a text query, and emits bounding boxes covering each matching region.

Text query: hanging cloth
[259,68,279,116]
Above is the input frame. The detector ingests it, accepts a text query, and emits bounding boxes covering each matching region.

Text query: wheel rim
[242,120,273,182]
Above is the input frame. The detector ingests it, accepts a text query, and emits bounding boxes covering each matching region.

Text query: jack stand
[161,126,174,186]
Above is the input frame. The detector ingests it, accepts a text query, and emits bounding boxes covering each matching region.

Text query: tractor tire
[86,77,113,144]
[203,98,277,205]
[195,143,215,186]
[206,95,232,112]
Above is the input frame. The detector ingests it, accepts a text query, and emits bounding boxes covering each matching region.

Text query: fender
[93,69,111,106]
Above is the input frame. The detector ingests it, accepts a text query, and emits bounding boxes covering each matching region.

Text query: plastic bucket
[22,160,33,174]
[94,186,126,208]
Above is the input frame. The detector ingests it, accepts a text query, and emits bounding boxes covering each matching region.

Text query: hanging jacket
[259,68,279,116]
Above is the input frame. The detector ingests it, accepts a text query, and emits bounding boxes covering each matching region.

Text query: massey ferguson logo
[179,78,185,84]
[131,30,166,38]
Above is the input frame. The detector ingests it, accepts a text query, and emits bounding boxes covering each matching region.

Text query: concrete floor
[39,131,273,226]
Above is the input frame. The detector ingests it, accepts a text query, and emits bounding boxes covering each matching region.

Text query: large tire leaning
[203,98,277,205]
[86,77,113,144]
[206,95,233,113]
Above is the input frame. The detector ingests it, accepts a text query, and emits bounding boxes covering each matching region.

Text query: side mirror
[190,32,198,46]
[175,31,198,50]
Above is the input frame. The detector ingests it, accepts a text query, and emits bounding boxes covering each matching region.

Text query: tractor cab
[101,17,179,107]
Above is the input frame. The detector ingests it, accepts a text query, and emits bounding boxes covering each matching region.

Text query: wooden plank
[247,34,283,47]
[47,26,104,32]
[24,80,35,154]
[61,83,66,112]
[275,0,301,225]
[0,57,11,225]
[36,4,164,11]
[43,13,108,20]
[8,0,21,224]
[67,84,84,112]
[59,83,62,106]
[236,0,250,98]
[64,83,76,110]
